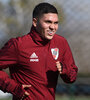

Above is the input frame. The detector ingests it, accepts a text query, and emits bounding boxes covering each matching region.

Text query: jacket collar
[29,26,50,46]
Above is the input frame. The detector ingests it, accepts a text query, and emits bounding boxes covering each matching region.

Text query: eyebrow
[45,20,59,23]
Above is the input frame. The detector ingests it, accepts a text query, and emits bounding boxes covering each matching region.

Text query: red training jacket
[0,26,78,100]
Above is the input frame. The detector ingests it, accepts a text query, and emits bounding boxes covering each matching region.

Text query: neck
[29,26,50,46]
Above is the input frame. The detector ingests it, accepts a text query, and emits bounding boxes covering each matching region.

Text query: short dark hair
[33,2,58,18]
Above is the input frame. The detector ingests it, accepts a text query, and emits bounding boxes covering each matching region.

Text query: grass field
[0,95,90,100]
[55,94,90,100]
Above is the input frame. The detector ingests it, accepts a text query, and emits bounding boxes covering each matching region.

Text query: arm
[56,39,78,83]
[0,39,25,99]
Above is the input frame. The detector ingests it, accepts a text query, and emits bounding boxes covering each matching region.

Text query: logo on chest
[30,52,39,62]
[51,48,59,60]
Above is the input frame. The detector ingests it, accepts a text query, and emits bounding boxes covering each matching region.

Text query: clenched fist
[20,85,31,100]
[56,61,63,74]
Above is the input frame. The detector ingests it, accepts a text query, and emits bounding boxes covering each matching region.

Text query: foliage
[52,2,65,24]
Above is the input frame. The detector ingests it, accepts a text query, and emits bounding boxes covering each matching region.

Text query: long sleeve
[60,39,78,83]
[0,39,25,99]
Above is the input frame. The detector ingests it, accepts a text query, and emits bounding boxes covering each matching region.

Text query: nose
[49,24,55,30]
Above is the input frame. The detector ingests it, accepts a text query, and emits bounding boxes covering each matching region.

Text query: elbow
[60,74,77,84]
[63,78,76,84]
[67,78,76,84]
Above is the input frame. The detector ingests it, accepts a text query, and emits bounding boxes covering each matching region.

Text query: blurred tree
[52,2,65,24]
[3,0,46,38]
[0,2,4,19]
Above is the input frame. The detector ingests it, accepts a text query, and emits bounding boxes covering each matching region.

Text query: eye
[45,20,52,24]
[54,21,58,24]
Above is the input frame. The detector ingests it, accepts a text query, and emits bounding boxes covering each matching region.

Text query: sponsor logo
[51,48,59,60]
[30,52,39,62]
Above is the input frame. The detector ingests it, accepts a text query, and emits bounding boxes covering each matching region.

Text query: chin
[46,36,53,40]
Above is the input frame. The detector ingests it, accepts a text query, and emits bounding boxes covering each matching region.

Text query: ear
[33,18,37,27]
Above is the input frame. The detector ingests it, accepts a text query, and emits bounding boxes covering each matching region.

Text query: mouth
[48,31,54,36]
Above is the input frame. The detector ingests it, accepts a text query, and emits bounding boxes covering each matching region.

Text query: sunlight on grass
[55,94,90,100]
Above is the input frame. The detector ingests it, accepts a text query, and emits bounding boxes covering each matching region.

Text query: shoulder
[54,34,68,44]
[53,34,71,52]
[16,33,31,43]
[6,33,31,48]
[11,33,31,44]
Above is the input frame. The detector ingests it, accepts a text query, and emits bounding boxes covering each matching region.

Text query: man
[0,2,78,100]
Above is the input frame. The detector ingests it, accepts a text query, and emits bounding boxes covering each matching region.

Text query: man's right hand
[21,85,31,100]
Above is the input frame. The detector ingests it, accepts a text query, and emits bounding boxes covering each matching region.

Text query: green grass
[55,94,90,100]
[0,96,12,100]
[0,95,90,100]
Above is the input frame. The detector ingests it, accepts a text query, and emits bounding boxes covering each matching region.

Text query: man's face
[33,13,59,40]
